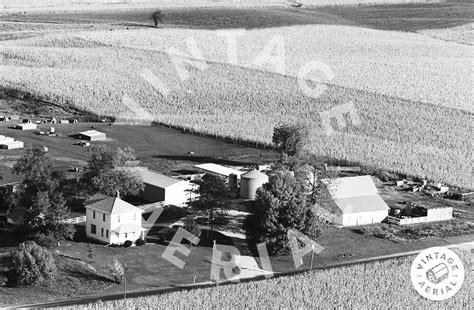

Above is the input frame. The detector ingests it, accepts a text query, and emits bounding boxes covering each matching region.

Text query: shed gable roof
[321,175,378,199]
[194,163,244,177]
[79,130,105,137]
[320,175,389,214]
[128,167,183,188]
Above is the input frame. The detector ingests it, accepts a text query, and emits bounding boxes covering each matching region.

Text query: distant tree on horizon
[152,10,165,27]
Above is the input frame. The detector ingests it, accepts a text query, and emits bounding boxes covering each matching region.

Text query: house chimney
[116,190,120,199]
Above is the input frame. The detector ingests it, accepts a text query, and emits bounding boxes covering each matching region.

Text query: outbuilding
[0,135,14,144]
[15,123,37,130]
[77,130,106,141]
[240,169,269,200]
[320,175,390,226]
[0,140,24,150]
[194,163,245,179]
[129,167,196,205]
[388,201,453,225]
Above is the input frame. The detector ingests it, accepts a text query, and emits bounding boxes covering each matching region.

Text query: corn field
[61,250,472,309]
[0,25,472,187]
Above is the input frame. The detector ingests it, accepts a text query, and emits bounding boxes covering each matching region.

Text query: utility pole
[124,261,128,299]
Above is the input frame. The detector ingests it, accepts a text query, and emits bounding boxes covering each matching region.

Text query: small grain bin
[229,173,238,190]
[240,169,269,200]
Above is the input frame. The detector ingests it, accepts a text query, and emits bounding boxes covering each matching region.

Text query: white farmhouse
[85,195,145,245]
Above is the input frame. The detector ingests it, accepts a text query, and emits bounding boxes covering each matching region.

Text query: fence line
[388,215,428,225]
[61,216,86,224]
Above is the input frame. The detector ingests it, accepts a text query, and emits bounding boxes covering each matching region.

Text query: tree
[108,257,125,284]
[151,10,164,27]
[10,241,57,286]
[91,168,144,197]
[11,147,73,244]
[27,192,75,246]
[245,168,323,255]
[188,174,230,228]
[272,124,308,156]
[13,146,64,208]
[82,146,144,197]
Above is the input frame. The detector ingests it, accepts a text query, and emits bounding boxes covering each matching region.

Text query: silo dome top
[241,169,267,179]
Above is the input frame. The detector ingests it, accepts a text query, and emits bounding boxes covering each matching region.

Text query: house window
[106,230,109,238]
[93,211,96,219]
[103,214,106,222]
[133,213,136,221]
[91,224,96,234]
[125,233,128,238]
[101,228,104,237]
[117,215,120,223]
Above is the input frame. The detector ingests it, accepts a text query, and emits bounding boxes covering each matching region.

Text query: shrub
[184,218,201,239]
[135,238,146,246]
[231,266,241,275]
[33,233,57,249]
[10,241,57,286]
[123,240,133,248]
[107,257,125,284]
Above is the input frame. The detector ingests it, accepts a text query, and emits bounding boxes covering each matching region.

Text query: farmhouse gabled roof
[85,197,143,215]
[194,163,244,177]
[320,175,389,214]
[127,167,183,188]
[84,193,109,206]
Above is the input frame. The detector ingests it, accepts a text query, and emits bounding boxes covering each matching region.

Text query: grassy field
[62,249,472,309]
[1,21,471,187]
[2,3,472,32]
[0,121,278,177]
